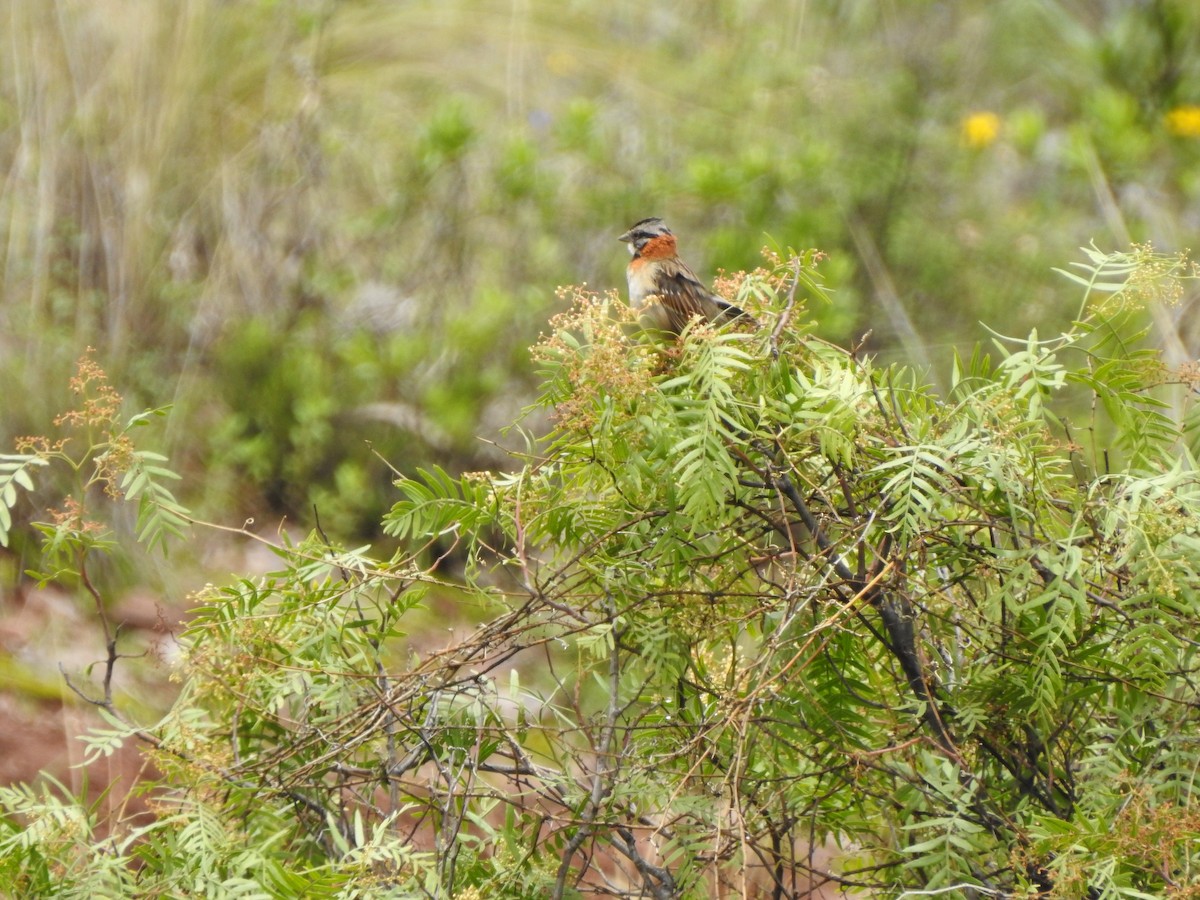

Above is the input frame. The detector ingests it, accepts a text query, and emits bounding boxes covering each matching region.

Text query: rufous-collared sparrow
[618,217,755,334]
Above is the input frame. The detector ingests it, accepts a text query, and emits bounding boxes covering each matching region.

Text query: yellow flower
[961,111,1001,148]
[1166,105,1200,137]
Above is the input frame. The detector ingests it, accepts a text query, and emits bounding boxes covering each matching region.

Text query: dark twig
[553,596,629,898]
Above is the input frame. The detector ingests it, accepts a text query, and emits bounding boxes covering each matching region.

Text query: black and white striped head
[618,217,673,255]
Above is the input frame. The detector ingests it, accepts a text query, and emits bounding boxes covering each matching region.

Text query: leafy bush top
[4,246,1200,899]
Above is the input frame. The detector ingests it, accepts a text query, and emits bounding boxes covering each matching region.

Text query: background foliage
[2,0,1199,538]
[4,0,1200,897]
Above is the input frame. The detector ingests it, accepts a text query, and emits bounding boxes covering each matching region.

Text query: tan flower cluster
[14,434,67,454]
[713,262,789,306]
[15,350,139,498]
[48,495,107,535]
[711,268,753,299]
[531,286,657,431]
[53,347,123,430]
[1124,243,1189,308]
[1176,360,1200,392]
[96,433,137,498]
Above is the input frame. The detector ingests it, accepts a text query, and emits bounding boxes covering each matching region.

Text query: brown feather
[619,217,756,334]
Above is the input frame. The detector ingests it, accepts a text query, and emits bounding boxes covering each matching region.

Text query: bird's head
[619,217,676,258]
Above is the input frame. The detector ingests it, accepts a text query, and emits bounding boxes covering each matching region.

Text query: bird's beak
[618,228,633,243]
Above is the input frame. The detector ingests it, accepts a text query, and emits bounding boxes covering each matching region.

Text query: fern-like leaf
[119,450,190,553]
[0,454,49,547]
[872,444,956,538]
[660,329,752,526]
[384,466,497,545]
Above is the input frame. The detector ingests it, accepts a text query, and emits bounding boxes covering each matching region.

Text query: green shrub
[5,247,1200,897]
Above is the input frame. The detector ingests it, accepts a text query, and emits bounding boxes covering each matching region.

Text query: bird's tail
[713,297,758,328]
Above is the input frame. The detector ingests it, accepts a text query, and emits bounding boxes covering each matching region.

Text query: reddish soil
[0,581,183,834]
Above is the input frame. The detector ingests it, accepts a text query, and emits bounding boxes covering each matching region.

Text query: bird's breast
[626,258,659,307]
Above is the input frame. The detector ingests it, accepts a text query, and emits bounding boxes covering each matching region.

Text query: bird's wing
[656,260,751,331]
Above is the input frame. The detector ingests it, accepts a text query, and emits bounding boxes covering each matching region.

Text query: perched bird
[618,217,755,334]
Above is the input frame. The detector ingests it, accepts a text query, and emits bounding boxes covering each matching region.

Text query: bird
[618,217,756,334]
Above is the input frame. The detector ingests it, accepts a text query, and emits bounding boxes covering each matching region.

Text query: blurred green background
[3,0,1199,542]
